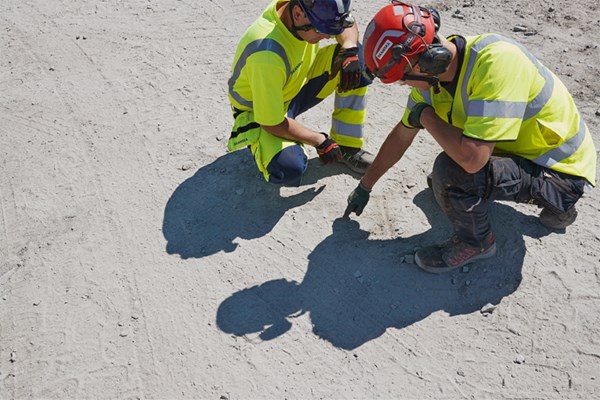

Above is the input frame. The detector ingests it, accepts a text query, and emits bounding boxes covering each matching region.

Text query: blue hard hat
[296,0,354,35]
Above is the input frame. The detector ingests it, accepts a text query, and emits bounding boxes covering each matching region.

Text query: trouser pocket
[531,170,585,214]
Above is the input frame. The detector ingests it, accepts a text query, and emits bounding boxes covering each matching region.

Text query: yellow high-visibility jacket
[403,34,596,185]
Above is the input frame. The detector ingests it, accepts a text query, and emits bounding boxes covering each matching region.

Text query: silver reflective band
[228,39,291,109]
[335,93,366,111]
[332,119,363,138]
[461,34,585,166]
[461,34,553,121]
[532,117,587,168]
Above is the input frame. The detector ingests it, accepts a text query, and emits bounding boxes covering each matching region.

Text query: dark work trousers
[431,152,587,246]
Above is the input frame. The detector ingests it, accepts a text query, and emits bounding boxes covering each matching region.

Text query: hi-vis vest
[404,34,596,185]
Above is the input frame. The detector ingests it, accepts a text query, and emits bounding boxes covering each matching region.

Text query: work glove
[337,47,363,92]
[407,103,433,129]
[316,133,342,164]
[343,182,371,218]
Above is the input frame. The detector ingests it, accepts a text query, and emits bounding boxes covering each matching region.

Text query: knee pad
[267,145,307,187]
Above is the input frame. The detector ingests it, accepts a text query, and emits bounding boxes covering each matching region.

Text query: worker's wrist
[358,180,372,192]
[315,132,329,147]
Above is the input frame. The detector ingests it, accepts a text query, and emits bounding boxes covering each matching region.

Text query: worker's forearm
[420,108,491,173]
[262,117,325,147]
[361,123,417,190]
[336,23,359,48]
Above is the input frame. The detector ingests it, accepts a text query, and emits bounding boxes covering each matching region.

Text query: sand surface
[1,0,600,398]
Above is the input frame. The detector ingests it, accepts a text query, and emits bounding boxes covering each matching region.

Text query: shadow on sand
[162,150,351,259]
[216,188,554,350]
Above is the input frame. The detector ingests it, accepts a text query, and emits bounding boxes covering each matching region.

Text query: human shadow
[162,150,358,259]
[217,188,554,350]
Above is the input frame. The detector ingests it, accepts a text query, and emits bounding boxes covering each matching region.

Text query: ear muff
[415,6,450,75]
[418,43,452,75]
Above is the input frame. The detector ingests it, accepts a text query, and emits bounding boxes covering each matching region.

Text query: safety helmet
[363,1,445,83]
[295,0,355,36]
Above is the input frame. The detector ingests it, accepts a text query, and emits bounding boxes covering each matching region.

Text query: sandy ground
[1,0,600,398]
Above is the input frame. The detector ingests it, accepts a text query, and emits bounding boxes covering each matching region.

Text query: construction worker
[227,0,374,187]
[344,1,596,273]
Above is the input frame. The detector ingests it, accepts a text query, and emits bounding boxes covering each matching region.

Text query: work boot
[415,232,497,274]
[338,146,374,174]
[539,206,577,229]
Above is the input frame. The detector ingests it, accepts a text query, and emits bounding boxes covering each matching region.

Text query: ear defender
[418,43,452,75]
[416,6,452,76]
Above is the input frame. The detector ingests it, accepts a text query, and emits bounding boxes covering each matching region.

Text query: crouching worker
[227,0,374,187]
[344,1,596,273]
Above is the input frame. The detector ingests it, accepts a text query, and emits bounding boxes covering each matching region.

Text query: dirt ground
[1,0,600,398]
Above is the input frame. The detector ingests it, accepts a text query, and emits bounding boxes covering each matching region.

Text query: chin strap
[288,0,309,40]
[402,74,441,93]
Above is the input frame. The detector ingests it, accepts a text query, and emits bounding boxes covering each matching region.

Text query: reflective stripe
[533,117,588,168]
[419,88,432,105]
[468,99,527,118]
[461,34,553,120]
[334,94,366,111]
[332,119,363,138]
[460,34,585,166]
[406,89,430,111]
[228,39,291,109]
[523,66,554,120]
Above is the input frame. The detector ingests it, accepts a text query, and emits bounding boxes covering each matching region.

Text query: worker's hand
[407,103,432,129]
[316,133,342,164]
[337,47,363,92]
[343,182,371,218]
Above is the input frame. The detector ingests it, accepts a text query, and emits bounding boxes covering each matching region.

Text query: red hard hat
[363,2,439,83]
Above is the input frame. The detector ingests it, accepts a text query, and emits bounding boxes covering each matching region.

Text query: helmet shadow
[217,188,553,350]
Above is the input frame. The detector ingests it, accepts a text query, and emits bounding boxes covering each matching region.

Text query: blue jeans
[431,152,586,245]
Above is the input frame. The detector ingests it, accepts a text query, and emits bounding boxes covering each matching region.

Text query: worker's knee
[267,145,307,187]
[432,152,468,187]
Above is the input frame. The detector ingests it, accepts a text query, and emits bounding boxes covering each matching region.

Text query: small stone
[457,368,466,377]
[513,25,528,32]
[480,303,496,315]
[180,161,194,171]
[235,188,244,195]
[514,354,526,364]
[354,271,362,278]
[404,254,415,264]
[462,266,470,273]
[10,352,16,363]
